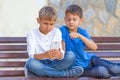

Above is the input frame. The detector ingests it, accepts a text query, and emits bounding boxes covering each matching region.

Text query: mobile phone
[50,41,60,50]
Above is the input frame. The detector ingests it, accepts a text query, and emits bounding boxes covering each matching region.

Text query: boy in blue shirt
[60,4,120,79]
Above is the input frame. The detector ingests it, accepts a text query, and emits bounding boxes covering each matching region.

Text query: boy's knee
[25,58,46,77]
[109,63,120,75]
[26,58,36,67]
[26,58,44,70]
[95,66,110,79]
[65,51,75,61]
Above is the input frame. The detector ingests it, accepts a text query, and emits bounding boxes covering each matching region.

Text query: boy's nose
[46,25,50,29]
[70,20,73,23]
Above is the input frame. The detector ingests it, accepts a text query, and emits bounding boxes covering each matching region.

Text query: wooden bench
[0,37,120,80]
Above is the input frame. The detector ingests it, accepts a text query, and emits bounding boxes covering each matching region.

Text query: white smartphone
[50,41,60,50]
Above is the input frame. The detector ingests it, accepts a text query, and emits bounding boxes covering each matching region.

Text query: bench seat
[0,37,120,79]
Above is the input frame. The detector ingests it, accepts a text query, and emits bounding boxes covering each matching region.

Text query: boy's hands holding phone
[46,48,63,60]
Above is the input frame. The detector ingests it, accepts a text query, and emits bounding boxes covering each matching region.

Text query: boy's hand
[69,32,80,39]
[52,48,63,59]
[46,48,63,60]
[45,49,56,60]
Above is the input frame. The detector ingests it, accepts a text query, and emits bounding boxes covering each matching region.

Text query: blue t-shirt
[59,26,95,68]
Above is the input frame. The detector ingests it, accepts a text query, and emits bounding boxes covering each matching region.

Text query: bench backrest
[87,37,120,63]
[0,37,120,77]
[0,37,27,77]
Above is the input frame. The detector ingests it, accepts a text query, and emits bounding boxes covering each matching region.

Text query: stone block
[98,10,109,24]
[93,18,104,36]
[106,17,118,33]
[115,0,120,18]
[105,0,116,13]
[84,7,96,22]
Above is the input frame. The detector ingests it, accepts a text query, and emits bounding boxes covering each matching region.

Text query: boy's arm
[34,48,65,60]
[62,40,66,51]
[78,34,97,51]
[34,52,49,60]
[70,32,97,51]
[34,49,58,60]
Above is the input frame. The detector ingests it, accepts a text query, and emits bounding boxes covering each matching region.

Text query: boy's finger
[59,48,60,51]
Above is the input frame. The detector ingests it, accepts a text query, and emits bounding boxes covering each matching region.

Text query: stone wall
[48,0,120,37]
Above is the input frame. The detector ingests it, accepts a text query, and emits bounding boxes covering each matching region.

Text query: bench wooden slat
[1,44,120,51]
[0,37,120,43]
[0,71,24,77]
[0,77,120,80]
[0,45,26,51]
[0,62,25,67]
[0,52,120,58]
[92,37,120,43]
[0,37,26,43]
[0,77,81,80]
[0,60,119,67]
[0,53,28,58]
[109,60,120,63]
[86,44,120,50]
[93,52,120,58]
[97,44,120,50]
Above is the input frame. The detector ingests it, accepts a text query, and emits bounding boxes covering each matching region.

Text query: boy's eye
[44,23,54,26]
[66,18,71,21]
[66,18,77,21]
[73,18,77,21]
[44,23,48,25]
[50,23,54,25]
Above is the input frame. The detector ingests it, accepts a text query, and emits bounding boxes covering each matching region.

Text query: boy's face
[65,13,84,31]
[37,18,55,34]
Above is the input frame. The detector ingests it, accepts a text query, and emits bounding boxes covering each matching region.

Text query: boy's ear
[36,18,40,24]
[64,17,66,21]
[79,17,84,24]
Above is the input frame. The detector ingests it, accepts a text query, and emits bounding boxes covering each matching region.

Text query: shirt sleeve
[59,26,66,43]
[26,31,35,58]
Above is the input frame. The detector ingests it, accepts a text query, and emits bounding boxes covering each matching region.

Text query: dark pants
[82,56,120,79]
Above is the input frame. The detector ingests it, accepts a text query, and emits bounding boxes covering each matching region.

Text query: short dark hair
[65,4,83,18]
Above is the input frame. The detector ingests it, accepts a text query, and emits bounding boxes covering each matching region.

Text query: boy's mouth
[69,25,75,27]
